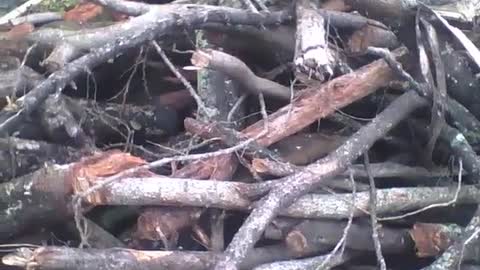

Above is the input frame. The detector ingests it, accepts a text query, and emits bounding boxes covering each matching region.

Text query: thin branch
[364,153,387,270]
[316,169,356,269]
[227,94,247,124]
[151,41,216,118]
[258,93,268,131]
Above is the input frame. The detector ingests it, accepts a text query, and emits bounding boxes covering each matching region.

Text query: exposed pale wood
[243,47,408,146]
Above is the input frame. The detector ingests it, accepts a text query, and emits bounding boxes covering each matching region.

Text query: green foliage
[38,0,78,12]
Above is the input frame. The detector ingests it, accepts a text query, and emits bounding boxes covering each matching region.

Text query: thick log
[0,150,145,241]
[343,0,417,27]
[0,163,72,241]
[0,137,84,180]
[285,220,412,256]
[78,175,480,219]
[2,244,298,270]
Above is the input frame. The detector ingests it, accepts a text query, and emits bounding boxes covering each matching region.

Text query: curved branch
[191,49,291,99]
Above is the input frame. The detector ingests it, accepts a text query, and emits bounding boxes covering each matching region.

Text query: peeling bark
[294,0,336,82]
[0,151,145,241]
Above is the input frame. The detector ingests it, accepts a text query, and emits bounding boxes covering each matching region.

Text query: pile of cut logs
[0,0,479,269]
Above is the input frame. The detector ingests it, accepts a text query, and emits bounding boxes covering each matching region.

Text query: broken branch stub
[294,0,336,82]
[191,49,291,99]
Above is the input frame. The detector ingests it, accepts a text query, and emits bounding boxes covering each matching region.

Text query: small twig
[14,43,37,98]
[141,50,152,100]
[258,93,268,131]
[364,153,387,270]
[227,94,247,124]
[379,159,463,221]
[147,138,220,156]
[285,77,297,123]
[108,47,144,104]
[20,44,36,67]
[458,227,480,270]
[151,41,216,119]
[316,169,356,270]
[77,215,90,247]
[366,47,427,97]
[155,226,172,250]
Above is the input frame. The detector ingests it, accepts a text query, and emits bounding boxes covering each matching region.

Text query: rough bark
[0,137,84,180]
[294,0,336,82]
[0,150,145,241]
[74,175,480,219]
[285,219,412,256]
